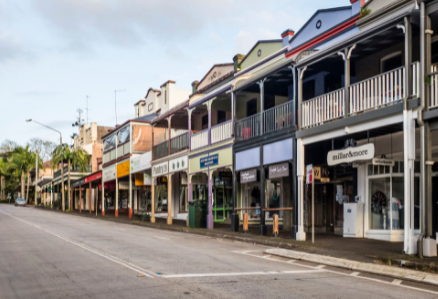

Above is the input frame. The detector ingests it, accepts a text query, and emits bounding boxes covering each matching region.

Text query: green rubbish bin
[188,200,207,228]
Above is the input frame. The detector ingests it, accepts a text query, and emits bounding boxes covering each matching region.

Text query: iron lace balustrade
[211,120,232,144]
[191,128,209,151]
[153,140,169,160]
[235,113,261,142]
[263,101,294,134]
[301,88,345,129]
[170,132,189,154]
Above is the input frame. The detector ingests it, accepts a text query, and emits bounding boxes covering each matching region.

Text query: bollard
[243,213,248,234]
[273,214,279,237]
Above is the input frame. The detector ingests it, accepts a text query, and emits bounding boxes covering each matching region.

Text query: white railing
[301,88,345,128]
[211,120,232,144]
[191,128,209,151]
[412,61,420,98]
[349,66,406,115]
[430,64,438,109]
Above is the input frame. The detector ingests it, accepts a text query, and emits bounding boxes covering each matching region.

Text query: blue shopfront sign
[200,154,218,168]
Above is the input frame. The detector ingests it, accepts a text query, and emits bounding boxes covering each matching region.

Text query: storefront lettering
[200,154,218,168]
[153,162,168,177]
[327,143,375,166]
[269,163,289,179]
[240,169,257,183]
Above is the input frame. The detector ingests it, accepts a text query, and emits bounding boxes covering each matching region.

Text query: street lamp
[26,119,65,212]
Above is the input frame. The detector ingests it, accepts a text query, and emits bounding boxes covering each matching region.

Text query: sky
[0,0,348,147]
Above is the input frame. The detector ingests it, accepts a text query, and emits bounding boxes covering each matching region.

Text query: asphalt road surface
[1,205,438,299]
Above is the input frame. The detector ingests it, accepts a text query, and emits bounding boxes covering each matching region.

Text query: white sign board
[144,171,152,185]
[169,155,188,173]
[372,158,395,167]
[327,143,375,166]
[152,161,169,177]
[130,152,152,173]
[102,165,116,183]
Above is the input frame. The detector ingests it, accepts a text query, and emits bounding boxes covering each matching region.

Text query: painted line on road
[392,279,402,285]
[162,269,324,278]
[233,251,438,296]
[315,265,325,269]
[0,210,157,279]
[115,228,125,231]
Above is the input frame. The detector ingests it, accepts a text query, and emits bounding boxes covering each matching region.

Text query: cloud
[0,33,36,63]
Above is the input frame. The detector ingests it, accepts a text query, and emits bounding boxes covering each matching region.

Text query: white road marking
[287,260,297,264]
[153,236,170,240]
[162,269,324,278]
[392,279,402,285]
[0,210,156,279]
[315,265,325,269]
[233,251,438,296]
[115,228,125,231]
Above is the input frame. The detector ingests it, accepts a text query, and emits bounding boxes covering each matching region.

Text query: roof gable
[290,6,353,50]
[197,63,234,91]
[239,40,282,71]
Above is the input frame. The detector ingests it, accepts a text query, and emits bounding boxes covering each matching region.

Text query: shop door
[433,177,438,234]
[213,185,233,222]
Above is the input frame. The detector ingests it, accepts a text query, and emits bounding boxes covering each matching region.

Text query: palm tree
[7,146,34,202]
[51,144,89,211]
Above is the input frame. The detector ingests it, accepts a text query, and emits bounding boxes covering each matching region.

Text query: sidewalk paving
[33,205,438,284]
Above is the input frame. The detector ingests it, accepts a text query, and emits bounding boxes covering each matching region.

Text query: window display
[369,177,390,230]
[155,184,168,212]
[266,179,283,219]
[242,183,261,219]
[179,186,188,212]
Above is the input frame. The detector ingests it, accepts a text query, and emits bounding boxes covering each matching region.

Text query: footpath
[32,205,438,287]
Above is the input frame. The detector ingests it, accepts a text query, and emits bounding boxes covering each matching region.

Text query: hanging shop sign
[84,172,102,183]
[152,161,168,177]
[240,169,257,184]
[219,171,232,181]
[169,156,188,173]
[200,154,218,168]
[327,143,375,166]
[135,171,152,186]
[117,160,130,178]
[191,173,207,185]
[103,165,116,183]
[372,157,395,167]
[269,162,289,179]
[130,152,152,173]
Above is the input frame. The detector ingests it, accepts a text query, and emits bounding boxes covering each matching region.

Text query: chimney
[351,0,366,15]
[191,80,199,93]
[281,29,295,47]
[233,54,245,72]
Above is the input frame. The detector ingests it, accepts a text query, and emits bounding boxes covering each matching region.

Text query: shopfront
[130,152,152,214]
[71,171,102,214]
[189,146,233,228]
[234,138,295,234]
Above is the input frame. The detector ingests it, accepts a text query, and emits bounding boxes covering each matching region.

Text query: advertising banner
[327,143,374,166]
[130,152,152,173]
[152,161,168,177]
[117,125,130,144]
[117,160,130,178]
[103,165,116,183]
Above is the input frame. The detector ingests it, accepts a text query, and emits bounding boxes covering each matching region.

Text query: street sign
[306,164,313,184]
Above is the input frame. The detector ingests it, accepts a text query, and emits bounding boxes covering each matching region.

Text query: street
[1,204,438,299]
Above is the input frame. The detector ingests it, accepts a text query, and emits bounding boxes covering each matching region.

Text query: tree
[27,138,57,162]
[0,140,18,156]
[7,146,42,203]
[51,144,89,211]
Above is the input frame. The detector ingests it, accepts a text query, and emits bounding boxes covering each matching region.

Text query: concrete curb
[265,248,438,287]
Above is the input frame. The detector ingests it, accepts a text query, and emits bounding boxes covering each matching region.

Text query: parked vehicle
[15,198,26,207]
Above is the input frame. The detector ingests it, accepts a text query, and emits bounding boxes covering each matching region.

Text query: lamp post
[35,150,38,207]
[26,119,65,212]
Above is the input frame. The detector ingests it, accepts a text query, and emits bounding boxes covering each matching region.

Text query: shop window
[266,179,283,219]
[139,187,151,212]
[369,177,391,230]
[242,183,261,220]
[155,183,168,212]
[179,186,188,213]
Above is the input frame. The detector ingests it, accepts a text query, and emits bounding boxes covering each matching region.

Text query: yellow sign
[135,173,144,186]
[313,167,321,180]
[117,160,130,178]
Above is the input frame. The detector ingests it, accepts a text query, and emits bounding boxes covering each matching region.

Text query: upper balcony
[102,116,155,165]
[152,101,189,160]
[297,24,421,130]
[190,92,233,151]
[54,165,92,178]
[233,66,296,142]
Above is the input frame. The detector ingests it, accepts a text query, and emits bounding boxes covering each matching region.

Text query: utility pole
[35,150,38,207]
[85,95,90,125]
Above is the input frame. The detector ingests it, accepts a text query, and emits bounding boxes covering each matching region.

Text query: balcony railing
[54,165,92,178]
[211,120,232,144]
[170,132,189,154]
[153,140,169,160]
[430,64,438,109]
[300,62,420,129]
[235,113,261,142]
[263,101,294,134]
[301,88,345,129]
[191,129,209,151]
